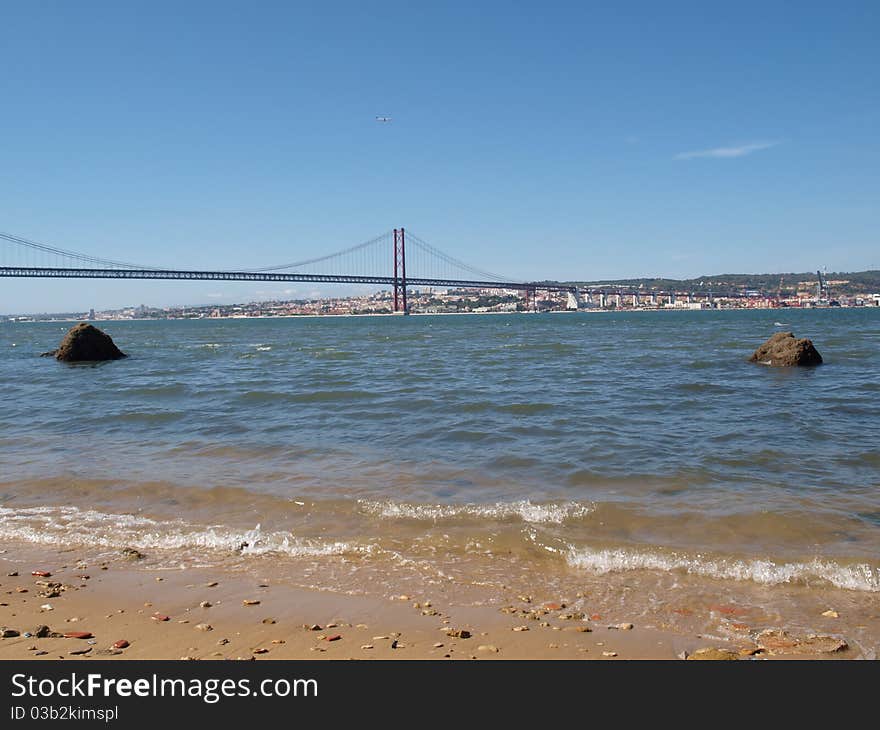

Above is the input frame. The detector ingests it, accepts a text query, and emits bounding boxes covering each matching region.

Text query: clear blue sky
[1,1,878,312]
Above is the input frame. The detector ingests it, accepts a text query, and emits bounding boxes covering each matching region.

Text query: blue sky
[1,1,878,312]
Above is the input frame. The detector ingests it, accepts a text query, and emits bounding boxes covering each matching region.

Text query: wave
[0,505,370,559]
[105,411,183,424]
[359,499,594,524]
[122,384,189,398]
[233,389,376,405]
[497,403,555,415]
[564,546,880,592]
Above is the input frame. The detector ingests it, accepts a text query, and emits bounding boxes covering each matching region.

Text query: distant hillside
[566,270,880,296]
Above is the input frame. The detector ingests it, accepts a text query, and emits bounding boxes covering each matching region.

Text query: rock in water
[749,331,822,367]
[121,547,145,561]
[755,629,847,655]
[685,647,740,661]
[51,323,127,362]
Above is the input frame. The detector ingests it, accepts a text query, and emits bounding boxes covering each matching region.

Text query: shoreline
[0,543,861,661]
[6,305,876,324]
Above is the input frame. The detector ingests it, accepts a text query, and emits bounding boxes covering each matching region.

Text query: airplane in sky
[375,115,392,123]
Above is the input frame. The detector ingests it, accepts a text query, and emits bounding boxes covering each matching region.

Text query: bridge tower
[393,228,408,314]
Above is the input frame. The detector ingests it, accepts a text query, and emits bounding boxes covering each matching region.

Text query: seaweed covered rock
[49,323,127,362]
[749,331,822,367]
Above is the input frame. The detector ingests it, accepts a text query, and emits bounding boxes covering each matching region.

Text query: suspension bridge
[0,228,578,313]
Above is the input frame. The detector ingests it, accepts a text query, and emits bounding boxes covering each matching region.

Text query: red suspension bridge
[0,228,578,313]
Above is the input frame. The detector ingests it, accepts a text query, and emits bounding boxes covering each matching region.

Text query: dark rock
[34,625,51,638]
[749,332,822,367]
[1,628,21,638]
[39,351,57,357]
[51,323,127,362]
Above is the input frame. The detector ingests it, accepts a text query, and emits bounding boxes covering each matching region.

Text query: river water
[2,309,879,651]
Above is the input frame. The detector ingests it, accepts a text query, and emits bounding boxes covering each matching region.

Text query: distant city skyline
[2,2,878,312]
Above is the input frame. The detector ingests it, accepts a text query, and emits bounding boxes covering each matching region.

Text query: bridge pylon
[393,227,408,314]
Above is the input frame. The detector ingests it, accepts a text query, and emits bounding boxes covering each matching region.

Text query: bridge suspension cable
[0,226,522,287]
[251,231,392,272]
[0,231,157,270]
[404,231,518,283]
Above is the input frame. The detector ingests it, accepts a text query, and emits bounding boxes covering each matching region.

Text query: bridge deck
[0,267,576,293]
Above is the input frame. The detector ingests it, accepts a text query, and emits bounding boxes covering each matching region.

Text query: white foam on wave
[564,546,880,592]
[0,505,369,559]
[360,499,593,524]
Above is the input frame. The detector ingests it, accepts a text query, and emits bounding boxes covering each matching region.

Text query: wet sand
[0,544,860,661]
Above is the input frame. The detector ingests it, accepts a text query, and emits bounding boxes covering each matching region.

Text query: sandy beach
[0,543,862,661]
